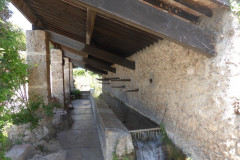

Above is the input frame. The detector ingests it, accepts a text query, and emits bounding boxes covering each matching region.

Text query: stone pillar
[64,58,70,105]
[51,49,65,106]
[70,62,74,92]
[26,30,51,104]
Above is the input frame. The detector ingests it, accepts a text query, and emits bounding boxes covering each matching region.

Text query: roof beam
[71,60,108,75]
[86,8,96,45]
[11,0,43,27]
[173,0,213,17]
[47,30,135,70]
[62,48,116,73]
[62,0,216,56]
[83,58,116,73]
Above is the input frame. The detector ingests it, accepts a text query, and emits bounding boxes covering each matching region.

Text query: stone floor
[57,99,104,160]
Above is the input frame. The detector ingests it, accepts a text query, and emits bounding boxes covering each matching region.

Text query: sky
[9,3,32,32]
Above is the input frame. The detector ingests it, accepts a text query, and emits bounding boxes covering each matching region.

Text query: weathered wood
[62,0,216,56]
[86,8,96,44]
[82,58,116,73]
[47,30,85,51]
[143,0,199,22]
[210,0,230,7]
[96,78,110,81]
[63,49,84,61]
[70,60,107,75]
[47,30,135,70]
[82,46,135,70]
[61,45,88,58]
[111,85,125,88]
[85,64,108,75]
[12,0,43,27]
[99,82,111,84]
[111,79,131,82]
[174,0,213,17]
[122,89,139,92]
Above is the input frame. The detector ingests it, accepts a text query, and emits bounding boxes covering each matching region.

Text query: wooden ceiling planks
[26,0,86,43]
[12,0,230,73]
[92,14,160,58]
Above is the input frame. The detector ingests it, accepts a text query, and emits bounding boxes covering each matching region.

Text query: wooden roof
[12,0,229,74]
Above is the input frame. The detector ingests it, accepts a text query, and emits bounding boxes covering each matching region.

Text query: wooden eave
[12,0,229,75]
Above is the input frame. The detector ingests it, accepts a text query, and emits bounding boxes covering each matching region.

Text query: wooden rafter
[83,58,116,73]
[47,30,135,70]
[86,8,96,45]
[71,60,107,75]
[62,47,116,73]
[62,0,216,56]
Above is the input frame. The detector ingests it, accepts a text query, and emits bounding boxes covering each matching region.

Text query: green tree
[0,1,28,159]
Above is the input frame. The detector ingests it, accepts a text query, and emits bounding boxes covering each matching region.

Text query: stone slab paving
[57,99,104,160]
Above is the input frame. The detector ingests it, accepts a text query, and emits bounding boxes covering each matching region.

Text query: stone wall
[103,10,240,160]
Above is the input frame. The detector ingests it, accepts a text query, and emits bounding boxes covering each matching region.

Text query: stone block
[26,30,50,105]
[6,144,36,160]
[51,49,64,106]
[26,30,48,52]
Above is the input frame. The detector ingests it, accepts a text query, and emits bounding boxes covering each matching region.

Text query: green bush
[231,0,240,20]
[71,89,82,98]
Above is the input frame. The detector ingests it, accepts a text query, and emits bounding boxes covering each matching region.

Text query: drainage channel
[102,92,186,160]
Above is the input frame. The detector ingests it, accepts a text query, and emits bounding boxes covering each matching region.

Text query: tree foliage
[0,1,28,159]
[0,0,27,106]
[231,0,240,20]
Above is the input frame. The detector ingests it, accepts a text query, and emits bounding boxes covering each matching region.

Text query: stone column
[70,62,74,92]
[64,58,70,105]
[26,30,51,104]
[51,49,65,106]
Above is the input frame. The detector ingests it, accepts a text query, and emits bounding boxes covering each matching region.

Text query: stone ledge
[90,90,134,160]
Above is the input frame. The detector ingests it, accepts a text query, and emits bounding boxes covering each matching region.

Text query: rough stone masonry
[103,8,240,160]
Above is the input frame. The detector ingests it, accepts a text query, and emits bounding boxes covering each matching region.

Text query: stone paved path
[57,99,104,160]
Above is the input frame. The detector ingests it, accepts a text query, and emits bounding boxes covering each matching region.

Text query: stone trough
[90,90,163,160]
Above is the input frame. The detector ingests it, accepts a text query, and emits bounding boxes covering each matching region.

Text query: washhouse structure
[12,0,240,159]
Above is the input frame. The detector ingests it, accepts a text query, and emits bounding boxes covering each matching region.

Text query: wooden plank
[85,64,108,75]
[63,51,115,72]
[82,46,135,70]
[83,58,116,73]
[143,0,199,22]
[63,49,84,61]
[70,60,107,74]
[47,30,85,51]
[111,85,125,88]
[11,0,43,27]
[122,89,139,92]
[61,45,88,58]
[173,0,213,17]
[47,30,135,70]
[86,8,96,44]
[62,0,216,56]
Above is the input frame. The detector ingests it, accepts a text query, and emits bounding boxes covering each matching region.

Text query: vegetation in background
[71,89,82,99]
[73,68,102,97]
[230,0,240,20]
